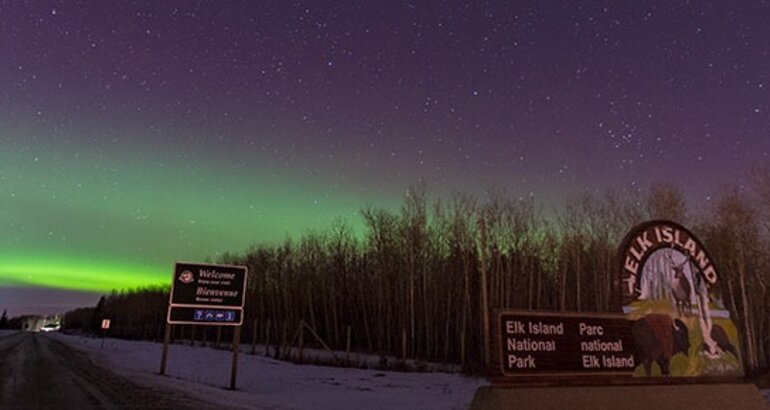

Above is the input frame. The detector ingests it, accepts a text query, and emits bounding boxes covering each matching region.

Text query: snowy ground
[50,333,485,410]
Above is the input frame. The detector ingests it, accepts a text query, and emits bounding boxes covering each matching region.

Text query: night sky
[1,1,768,316]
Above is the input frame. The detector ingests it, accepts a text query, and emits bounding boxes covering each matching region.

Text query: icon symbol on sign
[194,310,204,321]
[225,311,235,321]
[178,270,194,284]
[205,312,214,321]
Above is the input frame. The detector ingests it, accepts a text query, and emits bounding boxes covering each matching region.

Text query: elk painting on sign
[666,253,693,318]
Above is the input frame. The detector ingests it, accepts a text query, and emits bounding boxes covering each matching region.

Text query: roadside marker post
[101,319,110,349]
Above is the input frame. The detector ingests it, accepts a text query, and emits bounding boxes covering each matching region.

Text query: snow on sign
[167,262,248,326]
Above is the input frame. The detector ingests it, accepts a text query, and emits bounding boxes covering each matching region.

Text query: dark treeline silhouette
[63,172,770,375]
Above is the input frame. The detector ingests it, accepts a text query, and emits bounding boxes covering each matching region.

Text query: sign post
[231,326,241,390]
[159,262,248,389]
[101,319,110,349]
[159,323,171,375]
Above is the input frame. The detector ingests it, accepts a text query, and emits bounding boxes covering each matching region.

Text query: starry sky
[1,1,768,316]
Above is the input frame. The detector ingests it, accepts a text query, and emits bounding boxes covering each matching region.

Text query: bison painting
[631,314,690,376]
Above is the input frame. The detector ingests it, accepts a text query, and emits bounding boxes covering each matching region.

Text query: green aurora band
[1,134,390,294]
[0,256,161,292]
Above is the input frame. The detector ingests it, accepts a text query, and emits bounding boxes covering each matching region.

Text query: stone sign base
[470,383,768,410]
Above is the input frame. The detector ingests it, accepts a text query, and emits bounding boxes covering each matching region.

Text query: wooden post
[345,325,352,364]
[303,322,340,362]
[230,326,241,390]
[159,323,171,375]
[190,325,196,347]
[298,320,304,363]
[264,318,271,356]
[250,318,258,355]
[479,216,490,368]
[401,327,407,360]
[216,327,222,349]
[443,318,451,362]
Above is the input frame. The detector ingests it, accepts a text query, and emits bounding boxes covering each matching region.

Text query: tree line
[63,171,770,375]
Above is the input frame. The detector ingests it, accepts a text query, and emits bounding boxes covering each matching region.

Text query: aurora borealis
[1,1,769,315]
[0,134,386,309]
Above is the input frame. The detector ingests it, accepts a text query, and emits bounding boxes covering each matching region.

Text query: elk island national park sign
[475,220,765,410]
[491,220,743,381]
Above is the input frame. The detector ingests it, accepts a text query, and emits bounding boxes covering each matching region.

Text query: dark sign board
[170,262,247,308]
[167,262,248,325]
[495,310,636,377]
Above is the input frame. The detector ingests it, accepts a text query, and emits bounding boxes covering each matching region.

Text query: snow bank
[51,334,484,410]
[0,330,17,338]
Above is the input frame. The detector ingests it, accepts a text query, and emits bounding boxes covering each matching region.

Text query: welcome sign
[167,262,248,326]
[491,220,744,381]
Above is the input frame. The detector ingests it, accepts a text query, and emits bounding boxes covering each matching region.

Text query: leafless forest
[64,170,770,375]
